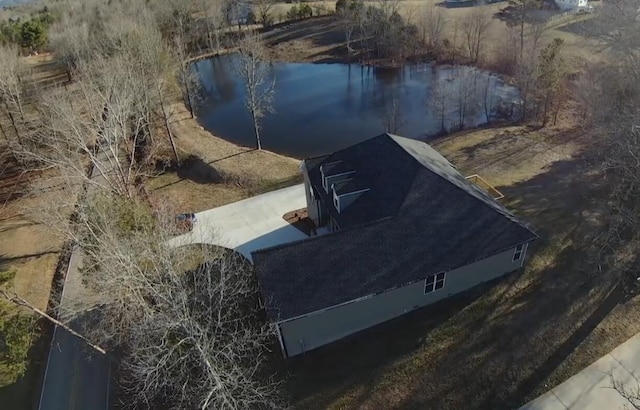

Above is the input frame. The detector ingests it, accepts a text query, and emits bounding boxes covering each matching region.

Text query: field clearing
[267,2,605,68]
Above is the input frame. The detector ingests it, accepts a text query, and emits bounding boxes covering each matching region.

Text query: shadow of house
[279,273,511,409]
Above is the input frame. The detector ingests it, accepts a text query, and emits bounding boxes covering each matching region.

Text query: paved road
[521,333,640,409]
[38,157,113,410]
[38,323,112,410]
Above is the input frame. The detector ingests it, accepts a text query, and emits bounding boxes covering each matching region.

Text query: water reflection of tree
[382,94,404,134]
[208,56,236,103]
[428,71,452,135]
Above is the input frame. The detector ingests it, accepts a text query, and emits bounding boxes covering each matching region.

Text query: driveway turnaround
[521,333,640,409]
[168,184,316,261]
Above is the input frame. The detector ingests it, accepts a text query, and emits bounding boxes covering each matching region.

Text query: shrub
[0,302,36,383]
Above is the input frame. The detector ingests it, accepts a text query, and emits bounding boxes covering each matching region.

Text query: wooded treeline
[0,0,282,408]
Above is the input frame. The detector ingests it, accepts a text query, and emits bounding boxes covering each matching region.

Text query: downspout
[520,243,529,268]
[275,323,288,358]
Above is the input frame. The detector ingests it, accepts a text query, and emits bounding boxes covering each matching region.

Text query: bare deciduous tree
[254,0,276,27]
[0,44,26,145]
[536,37,566,126]
[527,20,548,53]
[507,0,538,60]
[337,0,363,53]
[451,67,479,129]
[429,72,452,134]
[235,32,275,150]
[27,54,148,198]
[483,74,495,124]
[72,193,284,409]
[462,8,491,64]
[514,47,538,121]
[420,3,446,55]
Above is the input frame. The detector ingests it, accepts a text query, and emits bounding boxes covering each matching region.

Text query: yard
[145,104,302,212]
[275,122,640,409]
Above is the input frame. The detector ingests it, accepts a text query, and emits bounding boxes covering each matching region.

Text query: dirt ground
[145,104,301,212]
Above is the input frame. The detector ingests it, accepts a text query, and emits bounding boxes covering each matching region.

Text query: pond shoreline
[192,54,521,158]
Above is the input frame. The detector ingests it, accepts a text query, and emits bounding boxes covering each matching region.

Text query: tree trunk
[519,9,525,61]
[252,112,262,150]
[5,102,20,144]
[183,68,195,119]
[160,96,180,164]
[553,102,560,125]
[0,119,6,141]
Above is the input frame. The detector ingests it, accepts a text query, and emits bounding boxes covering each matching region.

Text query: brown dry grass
[145,104,301,212]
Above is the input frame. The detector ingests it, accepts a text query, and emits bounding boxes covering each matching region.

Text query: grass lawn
[145,103,302,212]
[274,122,640,409]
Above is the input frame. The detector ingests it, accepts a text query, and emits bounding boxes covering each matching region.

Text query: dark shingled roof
[252,134,538,321]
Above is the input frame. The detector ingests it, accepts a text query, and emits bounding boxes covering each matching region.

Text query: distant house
[555,0,589,11]
[252,134,537,358]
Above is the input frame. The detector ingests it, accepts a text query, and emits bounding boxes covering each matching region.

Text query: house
[252,133,538,358]
[555,0,589,11]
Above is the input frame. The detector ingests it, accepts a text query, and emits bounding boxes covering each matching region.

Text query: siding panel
[279,246,525,356]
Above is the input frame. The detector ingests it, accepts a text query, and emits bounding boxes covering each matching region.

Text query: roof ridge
[387,134,537,238]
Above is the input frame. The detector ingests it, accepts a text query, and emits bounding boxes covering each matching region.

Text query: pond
[192,54,520,158]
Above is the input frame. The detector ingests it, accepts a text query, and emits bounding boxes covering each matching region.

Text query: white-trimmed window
[513,243,525,262]
[425,272,446,294]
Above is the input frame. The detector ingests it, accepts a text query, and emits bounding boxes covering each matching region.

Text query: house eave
[269,235,538,324]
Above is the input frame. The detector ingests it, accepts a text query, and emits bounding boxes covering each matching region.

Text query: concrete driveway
[521,333,640,410]
[167,184,317,261]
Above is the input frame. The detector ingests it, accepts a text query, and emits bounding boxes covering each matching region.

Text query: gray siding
[278,245,527,357]
[303,171,319,225]
[337,189,368,212]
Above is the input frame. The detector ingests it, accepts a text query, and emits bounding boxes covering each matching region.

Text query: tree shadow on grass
[0,251,59,271]
[385,153,617,409]
[175,155,226,184]
[153,155,230,191]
